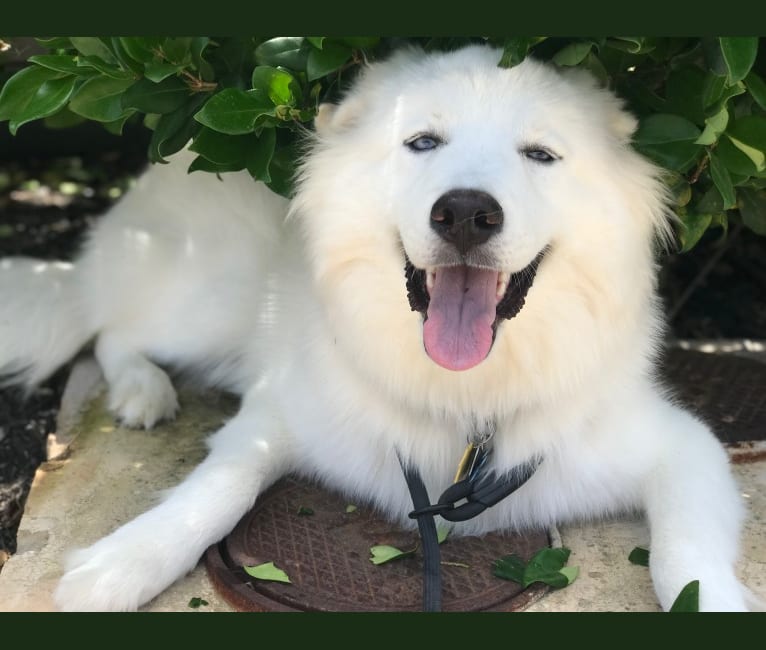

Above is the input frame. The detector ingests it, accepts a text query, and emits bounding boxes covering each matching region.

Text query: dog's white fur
[0,46,752,611]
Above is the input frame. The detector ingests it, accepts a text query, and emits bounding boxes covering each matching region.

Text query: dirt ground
[1,123,765,563]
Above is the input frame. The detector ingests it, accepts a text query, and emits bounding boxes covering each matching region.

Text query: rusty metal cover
[205,477,550,612]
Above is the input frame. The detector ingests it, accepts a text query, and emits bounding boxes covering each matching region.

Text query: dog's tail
[0,257,92,390]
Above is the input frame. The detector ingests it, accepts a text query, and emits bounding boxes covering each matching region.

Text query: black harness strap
[398,453,444,612]
[397,450,540,612]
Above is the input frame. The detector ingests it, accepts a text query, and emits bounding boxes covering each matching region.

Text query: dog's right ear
[314,93,368,136]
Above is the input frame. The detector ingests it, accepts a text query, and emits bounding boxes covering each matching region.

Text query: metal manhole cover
[205,477,550,611]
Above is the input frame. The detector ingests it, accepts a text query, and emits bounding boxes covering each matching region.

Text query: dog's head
[291,46,671,409]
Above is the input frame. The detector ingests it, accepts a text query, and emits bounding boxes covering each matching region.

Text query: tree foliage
[1,36,764,250]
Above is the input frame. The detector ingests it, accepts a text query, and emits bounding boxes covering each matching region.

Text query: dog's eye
[405,134,443,152]
[521,147,559,164]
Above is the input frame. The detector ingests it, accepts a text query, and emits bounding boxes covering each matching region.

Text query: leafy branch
[0,36,764,249]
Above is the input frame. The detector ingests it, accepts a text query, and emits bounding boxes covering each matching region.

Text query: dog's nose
[430,189,504,255]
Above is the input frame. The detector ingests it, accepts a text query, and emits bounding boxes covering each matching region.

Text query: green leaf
[307,42,352,81]
[369,544,415,565]
[678,211,713,252]
[69,76,135,122]
[345,504,357,513]
[243,561,291,583]
[745,71,766,111]
[608,37,654,54]
[189,127,253,166]
[552,42,593,67]
[35,37,73,49]
[118,37,161,64]
[717,135,761,176]
[70,37,116,62]
[702,37,729,78]
[28,55,95,77]
[266,139,298,196]
[8,75,78,135]
[109,38,144,76]
[307,37,325,49]
[194,88,274,135]
[76,55,134,80]
[190,37,214,80]
[43,106,86,129]
[663,170,692,208]
[188,155,244,175]
[558,566,579,585]
[499,37,535,68]
[665,66,708,125]
[144,62,184,83]
[436,526,450,545]
[122,76,189,114]
[148,95,206,163]
[256,37,310,70]
[705,80,745,117]
[251,66,301,107]
[695,107,728,146]
[719,37,758,85]
[492,554,527,583]
[187,597,208,608]
[296,505,314,516]
[493,547,576,589]
[628,546,650,567]
[579,51,609,87]
[0,65,68,122]
[635,140,701,173]
[635,114,701,145]
[726,115,766,171]
[245,128,276,183]
[161,38,193,66]
[669,579,700,612]
[523,547,573,588]
[102,112,135,135]
[710,153,737,209]
[738,187,766,235]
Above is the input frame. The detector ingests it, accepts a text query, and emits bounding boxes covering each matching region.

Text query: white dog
[0,45,752,611]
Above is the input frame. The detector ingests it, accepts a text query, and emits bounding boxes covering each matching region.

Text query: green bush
[0,36,764,250]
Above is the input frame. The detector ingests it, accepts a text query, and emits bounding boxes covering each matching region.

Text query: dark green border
[1,611,762,642]
[3,0,766,36]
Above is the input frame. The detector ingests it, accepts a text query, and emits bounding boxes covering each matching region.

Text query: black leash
[397,443,540,612]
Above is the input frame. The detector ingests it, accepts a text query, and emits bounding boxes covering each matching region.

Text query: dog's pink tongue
[423,266,498,371]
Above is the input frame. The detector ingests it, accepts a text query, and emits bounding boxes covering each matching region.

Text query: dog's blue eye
[522,147,558,163]
[405,134,442,152]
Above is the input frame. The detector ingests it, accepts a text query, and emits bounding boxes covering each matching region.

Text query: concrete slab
[1,346,765,612]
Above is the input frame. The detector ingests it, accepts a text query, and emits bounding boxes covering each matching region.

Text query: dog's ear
[314,99,363,135]
[314,92,369,136]
[608,106,638,144]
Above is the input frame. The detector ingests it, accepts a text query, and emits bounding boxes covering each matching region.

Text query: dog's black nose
[430,189,503,255]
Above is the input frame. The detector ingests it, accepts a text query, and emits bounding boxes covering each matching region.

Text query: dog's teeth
[496,272,510,299]
[426,269,436,292]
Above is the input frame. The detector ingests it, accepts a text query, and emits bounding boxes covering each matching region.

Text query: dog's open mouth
[405,251,546,371]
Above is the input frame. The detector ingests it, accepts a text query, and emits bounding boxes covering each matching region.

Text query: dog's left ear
[608,107,638,144]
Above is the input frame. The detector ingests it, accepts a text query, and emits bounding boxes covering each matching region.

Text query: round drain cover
[205,477,550,611]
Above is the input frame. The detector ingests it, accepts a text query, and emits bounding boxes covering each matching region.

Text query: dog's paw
[107,360,179,429]
[54,542,164,611]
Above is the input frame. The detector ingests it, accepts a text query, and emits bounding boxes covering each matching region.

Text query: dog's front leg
[642,404,749,612]
[53,392,293,611]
